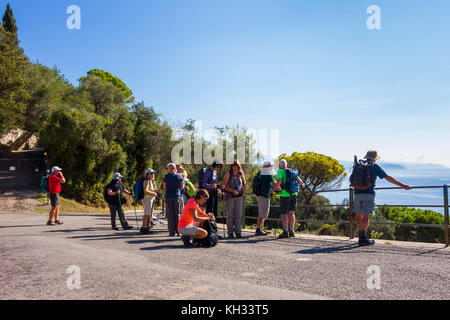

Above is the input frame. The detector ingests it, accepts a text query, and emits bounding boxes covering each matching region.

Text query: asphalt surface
[0,210,449,300]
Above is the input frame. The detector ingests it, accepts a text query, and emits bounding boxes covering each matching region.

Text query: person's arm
[385,176,411,190]
[108,188,119,196]
[163,182,167,192]
[191,208,212,222]
[222,172,234,193]
[202,170,216,189]
[58,172,66,184]
[241,173,247,194]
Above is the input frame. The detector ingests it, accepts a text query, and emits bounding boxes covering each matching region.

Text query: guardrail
[161,185,450,247]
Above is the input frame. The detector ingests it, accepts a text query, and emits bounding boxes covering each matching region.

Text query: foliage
[81,69,134,103]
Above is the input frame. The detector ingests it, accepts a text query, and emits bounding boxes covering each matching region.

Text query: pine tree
[2,3,18,35]
[0,3,30,136]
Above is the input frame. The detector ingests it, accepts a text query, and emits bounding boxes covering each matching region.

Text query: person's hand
[269,189,274,195]
[194,183,199,188]
[403,185,411,190]
[153,192,159,198]
[233,190,239,196]
[212,183,217,189]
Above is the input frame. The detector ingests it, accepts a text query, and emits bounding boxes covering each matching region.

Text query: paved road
[0,211,449,300]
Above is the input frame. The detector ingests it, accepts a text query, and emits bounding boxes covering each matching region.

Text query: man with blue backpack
[271,159,303,239]
[350,150,411,246]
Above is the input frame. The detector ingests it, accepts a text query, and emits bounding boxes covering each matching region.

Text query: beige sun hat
[364,150,381,161]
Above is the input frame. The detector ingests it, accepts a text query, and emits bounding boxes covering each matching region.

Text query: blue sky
[6,0,450,166]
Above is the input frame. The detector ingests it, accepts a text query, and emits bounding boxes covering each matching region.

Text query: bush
[318,224,338,236]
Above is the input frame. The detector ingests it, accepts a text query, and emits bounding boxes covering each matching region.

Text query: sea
[323,168,450,215]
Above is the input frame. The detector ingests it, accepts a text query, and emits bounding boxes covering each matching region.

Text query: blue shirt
[354,162,388,194]
[202,168,218,190]
[164,173,183,199]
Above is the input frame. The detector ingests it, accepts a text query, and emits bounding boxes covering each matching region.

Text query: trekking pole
[133,202,139,228]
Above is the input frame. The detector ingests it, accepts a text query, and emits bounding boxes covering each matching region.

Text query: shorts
[49,193,60,207]
[257,196,271,219]
[143,198,154,215]
[280,195,297,215]
[353,193,376,214]
[179,225,199,237]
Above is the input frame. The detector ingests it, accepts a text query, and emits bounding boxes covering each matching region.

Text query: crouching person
[178,189,216,246]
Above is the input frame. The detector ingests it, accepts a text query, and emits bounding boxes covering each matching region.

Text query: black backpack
[193,220,219,248]
[252,171,262,196]
[103,184,112,204]
[349,156,376,190]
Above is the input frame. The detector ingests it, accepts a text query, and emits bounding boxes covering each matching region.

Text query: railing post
[349,188,354,239]
[444,185,449,247]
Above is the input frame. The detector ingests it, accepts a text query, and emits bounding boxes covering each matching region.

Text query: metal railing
[160,185,450,247]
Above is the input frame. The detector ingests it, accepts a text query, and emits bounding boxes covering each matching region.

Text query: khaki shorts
[179,226,199,237]
[143,198,154,215]
[257,196,271,219]
[354,193,376,214]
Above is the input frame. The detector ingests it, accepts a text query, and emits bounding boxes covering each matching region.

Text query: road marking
[295,258,312,262]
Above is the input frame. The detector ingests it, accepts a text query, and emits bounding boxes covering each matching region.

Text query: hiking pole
[133,202,139,228]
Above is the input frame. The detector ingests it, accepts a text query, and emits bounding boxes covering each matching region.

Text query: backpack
[252,171,262,196]
[193,220,219,248]
[185,178,196,198]
[133,177,146,201]
[349,156,376,190]
[40,176,49,193]
[197,168,211,188]
[103,184,112,204]
[281,168,300,194]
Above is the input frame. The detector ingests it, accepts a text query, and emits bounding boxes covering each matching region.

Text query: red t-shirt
[178,198,208,231]
[48,174,63,194]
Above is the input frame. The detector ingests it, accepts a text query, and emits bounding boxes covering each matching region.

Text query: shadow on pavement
[294,242,360,255]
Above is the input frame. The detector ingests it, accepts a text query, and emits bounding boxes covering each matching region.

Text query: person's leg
[288,196,297,235]
[234,197,243,236]
[279,197,289,237]
[212,189,218,217]
[193,228,208,239]
[174,198,180,235]
[54,205,60,222]
[225,199,234,236]
[109,205,117,229]
[149,198,154,225]
[48,207,55,224]
[205,194,213,215]
[142,198,150,228]
[166,199,175,235]
[117,205,130,228]
[356,193,375,244]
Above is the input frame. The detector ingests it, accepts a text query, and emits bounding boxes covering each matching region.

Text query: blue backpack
[349,156,376,190]
[282,169,300,194]
[133,177,146,201]
[40,176,49,193]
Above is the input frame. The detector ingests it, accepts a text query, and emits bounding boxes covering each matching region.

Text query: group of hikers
[44,149,412,247]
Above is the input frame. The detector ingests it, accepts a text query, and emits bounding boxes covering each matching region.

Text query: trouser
[109,204,129,228]
[225,196,243,235]
[205,189,218,217]
[165,198,180,235]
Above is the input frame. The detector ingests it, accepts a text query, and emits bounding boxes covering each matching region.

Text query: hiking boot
[55,220,64,225]
[181,236,193,246]
[289,230,296,238]
[358,238,375,246]
[47,221,55,226]
[112,226,119,231]
[255,229,268,236]
[278,231,289,239]
[235,233,242,239]
[123,226,134,230]
[228,233,234,239]
[140,227,151,234]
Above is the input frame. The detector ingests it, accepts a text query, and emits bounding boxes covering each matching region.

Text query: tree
[279,152,347,220]
[81,69,134,103]
[78,75,126,116]
[2,3,17,40]
[0,24,30,135]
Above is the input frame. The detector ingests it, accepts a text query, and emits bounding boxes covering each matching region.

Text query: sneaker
[228,233,234,239]
[278,231,289,239]
[181,236,193,246]
[112,227,119,231]
[123,226,134,230]
[169,233,176,237]
[289,230,296,238]
[235,233,242,239]
[47,221,55,226]
[55,220,64,225]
